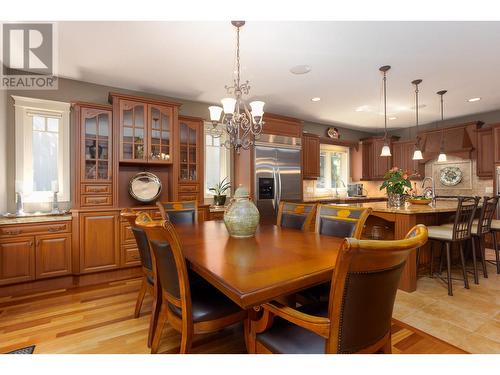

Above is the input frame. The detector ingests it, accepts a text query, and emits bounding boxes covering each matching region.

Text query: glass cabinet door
[148,104,172,163]
[82,108,112,181]
[179,120,199,181]
[120,100,147,162]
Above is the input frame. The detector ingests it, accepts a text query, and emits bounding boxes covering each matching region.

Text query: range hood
[419,121,484,162]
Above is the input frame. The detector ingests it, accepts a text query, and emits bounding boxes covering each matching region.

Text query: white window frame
[316,144,350,193]
[204,122,231,199]
[13,96,71,203]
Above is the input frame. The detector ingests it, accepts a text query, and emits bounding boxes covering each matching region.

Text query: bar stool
[489,219,500,274]
[427,196,479,296]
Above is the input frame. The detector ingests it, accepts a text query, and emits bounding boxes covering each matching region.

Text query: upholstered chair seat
[427,225,454,241]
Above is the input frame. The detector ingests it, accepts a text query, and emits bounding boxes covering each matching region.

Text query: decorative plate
[327,127,339,139]
[439,166,463,187]
[129,172,162,203]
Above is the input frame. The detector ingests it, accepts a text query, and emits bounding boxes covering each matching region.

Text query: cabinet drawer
[81,195,113,207]
[121,222,136,245]
[0,222,70,237]
[82,184,112,195]
[178,193,199,201]
[179,184,199,193]
[122,244,141,267]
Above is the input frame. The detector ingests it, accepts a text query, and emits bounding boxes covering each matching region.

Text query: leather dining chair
[248,225,428,354]
[137,218,247,354]
[276,201,317,231]
[120,209,158,348]
[299,204,372,303]
[156,200,198,224]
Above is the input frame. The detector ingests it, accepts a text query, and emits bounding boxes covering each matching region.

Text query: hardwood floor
[0,278,466,354]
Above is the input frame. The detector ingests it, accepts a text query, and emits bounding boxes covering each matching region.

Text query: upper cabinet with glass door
[109,93,180,164]
[179,118,202,182]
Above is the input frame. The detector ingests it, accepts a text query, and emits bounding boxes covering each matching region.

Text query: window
[13,96,71,203]
[316,144,349,192]
[204,122,231,198]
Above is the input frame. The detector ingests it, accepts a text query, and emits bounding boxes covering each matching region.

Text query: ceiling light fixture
[437,90,448,162]
[379,65,392,157]
[290,65,312,75]
[467,97,481,102]
[411,79,423,161]
[311,97,321,102]
[208,21,265,153]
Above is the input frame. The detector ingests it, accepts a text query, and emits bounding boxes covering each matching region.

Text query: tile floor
[394,250,500,353]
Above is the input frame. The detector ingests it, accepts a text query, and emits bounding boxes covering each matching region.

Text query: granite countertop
[331,201,461,215]
[0,214,72,226]
[303,196,388,203]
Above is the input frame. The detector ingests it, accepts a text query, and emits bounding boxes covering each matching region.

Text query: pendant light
[437,90,447,162]
[412,79,423,160]
[380,65,391,157]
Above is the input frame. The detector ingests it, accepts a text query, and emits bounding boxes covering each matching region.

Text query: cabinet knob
[48,225,64,232]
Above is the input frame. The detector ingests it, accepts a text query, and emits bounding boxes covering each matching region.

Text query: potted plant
[209,177,231,206]
[379,167,418,208]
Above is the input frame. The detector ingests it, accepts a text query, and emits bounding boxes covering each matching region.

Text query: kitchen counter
[0,214,72,226]
[303,196,388,204]
[334,200,460,215]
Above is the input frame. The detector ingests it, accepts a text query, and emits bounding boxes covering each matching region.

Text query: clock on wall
[327,127,340,139]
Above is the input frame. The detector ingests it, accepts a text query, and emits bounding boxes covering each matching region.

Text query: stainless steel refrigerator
[254,135,302,224]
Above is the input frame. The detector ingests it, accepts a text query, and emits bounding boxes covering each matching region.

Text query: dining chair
[248,225,428,354]
[427,196,479,296]
[276,201,317,231]
[299,204,372,303]
[156,200,198,224]
[138,218,247,354]
[120,209,158,348]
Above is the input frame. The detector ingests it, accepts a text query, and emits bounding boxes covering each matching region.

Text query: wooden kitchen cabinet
[476,127,494,178]
[177,116,204,201]
[78,212,120,273]
[109,93,181,165]
[35,233,72,279]
[361,136,399,180]
[0,237,35,286]
[392,140,425,178]
[302,133,320,179]
[493,124,500,164]
[262,113,303,138]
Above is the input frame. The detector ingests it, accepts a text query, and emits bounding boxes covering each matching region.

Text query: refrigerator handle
[272,167,277,210]
[277,166,282,206]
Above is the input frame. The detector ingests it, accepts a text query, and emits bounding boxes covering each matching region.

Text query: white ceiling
[58,21,500,130]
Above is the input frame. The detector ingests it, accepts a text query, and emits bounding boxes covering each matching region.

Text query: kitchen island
[332,200,462,292]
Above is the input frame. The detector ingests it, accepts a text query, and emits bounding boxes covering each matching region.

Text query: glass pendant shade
[221,97,237,114]
[208,106,223,122]
[249,100,265,118]
[437,152,447,162]
[412,148,423,160]
[380,142,392,157]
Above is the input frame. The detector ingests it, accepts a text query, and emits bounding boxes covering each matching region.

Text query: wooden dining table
[175,220,344,309]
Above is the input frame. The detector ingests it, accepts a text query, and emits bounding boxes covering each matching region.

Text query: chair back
[315,204,371,239]
[326,225,428,354]
[475,196,499,235]
[120,209,153,271]
[451,196,479,241]
[137,218,192,319]
[156,200,198,224]
[276,202,317,231]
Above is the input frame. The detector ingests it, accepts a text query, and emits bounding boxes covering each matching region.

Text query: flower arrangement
[379,167,418,195]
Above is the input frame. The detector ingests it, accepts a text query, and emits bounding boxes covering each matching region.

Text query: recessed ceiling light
[311,97,321,102]
[290,65,311,75]
[467,97,481,102]
[389,117,397,120]
[355,105,371,112]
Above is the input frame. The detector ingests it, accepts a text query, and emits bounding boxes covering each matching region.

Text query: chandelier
[208,21,265,153]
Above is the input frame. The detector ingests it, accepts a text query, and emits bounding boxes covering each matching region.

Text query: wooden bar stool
[427,196,479,296]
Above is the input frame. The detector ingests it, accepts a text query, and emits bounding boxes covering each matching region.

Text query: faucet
[334,179,346,198]
[15,191,24,215]
[421,177,436,207]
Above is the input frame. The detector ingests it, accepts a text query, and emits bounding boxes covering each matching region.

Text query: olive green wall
[2,77,376,212]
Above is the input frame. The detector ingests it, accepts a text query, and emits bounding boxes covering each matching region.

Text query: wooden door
[119,100,148,163]
[147,104,173,164]
[35,233,72,279]
[302,134,320,179]
[0,237,35,285]
[79,212,120,273]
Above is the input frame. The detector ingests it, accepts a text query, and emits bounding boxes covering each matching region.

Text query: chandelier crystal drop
[208,21,265,153]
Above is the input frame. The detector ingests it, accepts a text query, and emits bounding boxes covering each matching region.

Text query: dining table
[175,220,344,309]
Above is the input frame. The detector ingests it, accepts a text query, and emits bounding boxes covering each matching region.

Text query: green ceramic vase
[223,185,260,238]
